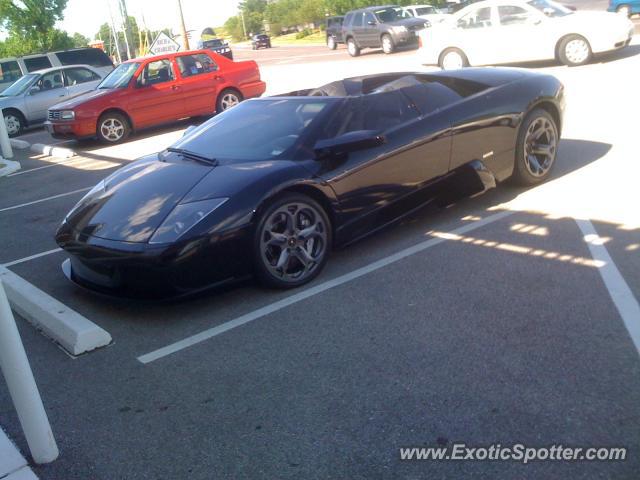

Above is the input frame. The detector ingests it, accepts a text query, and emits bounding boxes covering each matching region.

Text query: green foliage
[295,28,312,39]
[95,17,141,59]
[0,0,73,55]
[71,32,90,48]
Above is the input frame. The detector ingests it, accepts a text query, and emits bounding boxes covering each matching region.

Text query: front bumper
[45,119,96,140]
[212,49,233,60]
[56,221,253,298]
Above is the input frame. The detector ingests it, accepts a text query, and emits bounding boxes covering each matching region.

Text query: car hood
[51,88,115,110]
[387,17,429,29]
[0,95,21,108]
[64,155,215,243]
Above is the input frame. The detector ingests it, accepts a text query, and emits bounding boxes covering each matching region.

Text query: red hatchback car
[45,50,266,143]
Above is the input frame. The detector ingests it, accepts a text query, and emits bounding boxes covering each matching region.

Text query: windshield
[169,98,335,161]
[527,0,572,16]
[375,7,414,22]
[203,39,224,47]
[97,62,140,89]
[1,73,38,96]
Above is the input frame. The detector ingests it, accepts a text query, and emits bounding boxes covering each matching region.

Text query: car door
[452,5,500,65]
[63,67,102,98]
[495,4,551,63]
[24,69,68,123]
[127,58,186,128]
[174,52,219,116]
[362,11,380,47]
[315,91,450,241]
[352,12,368,46]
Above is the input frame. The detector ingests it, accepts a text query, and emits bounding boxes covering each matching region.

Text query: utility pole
[177,0,190,51]
[107,0,122,63]
[240,8,247,39]
[119,0,133,59]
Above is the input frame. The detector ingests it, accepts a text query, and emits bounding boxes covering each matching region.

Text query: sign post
[149,32,181,56]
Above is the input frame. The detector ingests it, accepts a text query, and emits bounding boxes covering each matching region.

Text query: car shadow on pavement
[506,44,640,69]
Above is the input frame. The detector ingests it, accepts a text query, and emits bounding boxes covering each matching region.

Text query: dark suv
[342,5,428,56]
[198,38,233,60]
[326,16,344,50]
[252,34,272,49]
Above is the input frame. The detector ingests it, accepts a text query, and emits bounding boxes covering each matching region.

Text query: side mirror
[29,87,39,95]
[313,130,385,158]
[367,20,377,25]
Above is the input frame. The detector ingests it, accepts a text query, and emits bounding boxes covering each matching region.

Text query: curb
[0,158,21,177]
[0,427,38,479]
[30,143,75,159]
[0,267,112,356]
[10,139,30,150]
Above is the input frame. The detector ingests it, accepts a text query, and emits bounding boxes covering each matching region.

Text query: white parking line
[137,209,514,364]
[0,188,90,213]
[577,219,640,355]
[2,249,62,268]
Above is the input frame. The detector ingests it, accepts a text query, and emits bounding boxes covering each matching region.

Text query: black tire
[327,36,337,50]
[558,34,592,66]
[254,193,332,289]
[347,37,360,57]
[512,109,558,186]
[97,112,130,143]
[438,47,468,69]
[3,109,25,137]
[381,33,395,54]
[216,88,243,113]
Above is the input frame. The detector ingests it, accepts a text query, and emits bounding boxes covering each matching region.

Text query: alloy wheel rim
[524,117,557,177]
[348,40,356,54]
[4,115,20,135]
[442,52,463,70]
[100,118,124,141]
[260,202,328,283]
[328,37,335,48]
[617,5,630,15]
[221,93,239,110]
[565,39,589,64]
[382,37,392,53]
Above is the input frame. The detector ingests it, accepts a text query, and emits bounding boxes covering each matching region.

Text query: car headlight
[393,25,408,33]
[149,198,228,244]
[60,110,75,120]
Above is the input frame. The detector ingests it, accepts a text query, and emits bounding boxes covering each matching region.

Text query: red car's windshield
[98,62,141,89]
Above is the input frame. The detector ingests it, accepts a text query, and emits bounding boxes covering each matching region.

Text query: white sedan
[417,0,635,69]
[404,4,451,24]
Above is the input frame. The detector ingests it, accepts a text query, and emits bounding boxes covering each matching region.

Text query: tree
[0,0,70,52]
[71,32,89,48]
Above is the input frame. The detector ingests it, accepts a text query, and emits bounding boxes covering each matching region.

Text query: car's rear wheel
[216,89,242,113]
[381,34,395,54]
[3,109,25,137]
[327,36,337,50]
[254,194,331,289]
[616,4,631,16]
[97,112,130,143]
[347,38,360,57]
[558,34,592,66]
[512,109,558,186]
[439,48,468,70]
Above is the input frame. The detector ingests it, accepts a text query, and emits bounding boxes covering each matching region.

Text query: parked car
[252,34,272,49]
[417,0,635,69]
[607,0,640,16]
[326,16,345,49]
[197,38,233,60]
[0,65,105,137]
[0,48,113,93]
[46,51,265,144]
[342,5,429,56]
[403,4,451,24]
[56,68,564,297]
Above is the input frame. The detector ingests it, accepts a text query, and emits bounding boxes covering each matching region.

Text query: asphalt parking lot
[1,35,640,480]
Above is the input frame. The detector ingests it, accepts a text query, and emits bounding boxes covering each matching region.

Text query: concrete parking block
[29,144,75,159]
[0,427,27,478]
[4,467,39,480]
[0,159,21,177]
[9,139,30,150]
[0,267,111,356]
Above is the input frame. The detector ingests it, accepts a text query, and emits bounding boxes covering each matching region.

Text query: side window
[24,56,52,72]
[65,67,100,86]
[55,48,113,68]
[364,12,376,25]
[36,70,64,91]
[138,59,175,86]
[498,5,535,25]
[176,53,218,78]
[457,7,494,29]
[344,12,353,27]
[0,60,21,83]
[353,12,364,27]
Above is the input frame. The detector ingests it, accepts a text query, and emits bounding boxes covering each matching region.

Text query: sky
[57,0,241,40]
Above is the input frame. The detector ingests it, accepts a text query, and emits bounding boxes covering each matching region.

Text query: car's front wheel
[438,48,468,70]
[3,109,25,137]
[327,36,337,50]
[512,109,558,186]
[347,38,360,57]
[558,34,592,66]
[97,112,130,143]
[381,34,395,54]
[216,89,243,113]
[254,194,331,289]
[616,4,631,16]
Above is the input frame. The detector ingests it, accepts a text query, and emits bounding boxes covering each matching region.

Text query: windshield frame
[169,97,342,162]
[1,73,39,97]
[97,62,141,89]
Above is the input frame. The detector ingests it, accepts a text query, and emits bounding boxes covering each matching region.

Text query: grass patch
[272,30,326,46]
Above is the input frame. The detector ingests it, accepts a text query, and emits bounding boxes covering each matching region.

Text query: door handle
[171,85,180,90]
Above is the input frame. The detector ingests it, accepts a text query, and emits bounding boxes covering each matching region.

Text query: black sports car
[55,68,564,297]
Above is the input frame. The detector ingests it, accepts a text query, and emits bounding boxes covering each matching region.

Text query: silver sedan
[0,65,105,137]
